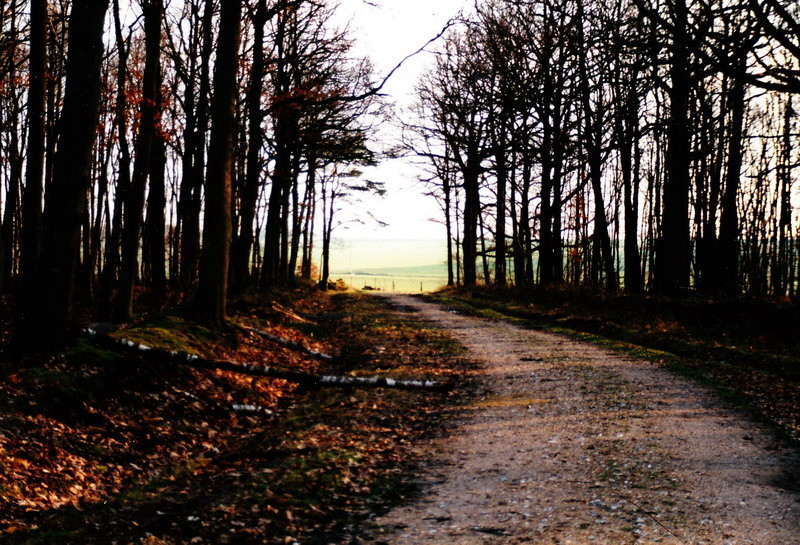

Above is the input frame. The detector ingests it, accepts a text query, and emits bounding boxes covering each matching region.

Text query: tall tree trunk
[318,177,334,290]
[444,169,455,287]
[577,0,617,292]
[551,123,565,284]
[493,134,507,287]
[33,0,109,345]
[2,133,22,290]
[262,8,292,288]
[522,155,534,286]
[774,98,793,296]
[718,60,746,295]
[115,0,163,322]
[300,155,317,280]
[100,0,132,317]
[18,0,47,325]
[462,161,480,287]
[700,77,726,294]
[619,77,643,293]
[144,111,168,298]
[288,154,303,284]
[179,0,214,296]
[654,0,692,294]
[539,119,554,286]
[232,0,267,294]
[196,0,242,327]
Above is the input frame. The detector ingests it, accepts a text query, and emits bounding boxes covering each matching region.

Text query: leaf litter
[0,291,476,544]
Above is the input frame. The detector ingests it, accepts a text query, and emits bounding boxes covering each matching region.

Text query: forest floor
[0,290,476,544]
[1,288,799,544]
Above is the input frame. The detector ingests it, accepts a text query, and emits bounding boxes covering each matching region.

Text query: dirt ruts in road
[360,294,800,545]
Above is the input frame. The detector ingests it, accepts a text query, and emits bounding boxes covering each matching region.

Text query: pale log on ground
[86,328,450,391]
[360,294,800,545]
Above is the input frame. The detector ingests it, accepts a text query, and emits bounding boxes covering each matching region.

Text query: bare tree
[195,0,242,327]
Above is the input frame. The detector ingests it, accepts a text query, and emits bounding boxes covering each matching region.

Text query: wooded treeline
[410,0,800,297]
[0,0,380,348]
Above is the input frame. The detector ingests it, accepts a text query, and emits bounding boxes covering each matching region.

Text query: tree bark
[116,0,163,322]
[232,0,267,294]
[196,0,242,327]
[577,0,617,292]
[144,112,168,298]
[654,0,692,294]
[179,0,214,296]
[718,58,746,295]
[33,0,109,345]
[18,0,47,310]
[100,0,133,318]
[619,76,643,293]
[462,162,481,287]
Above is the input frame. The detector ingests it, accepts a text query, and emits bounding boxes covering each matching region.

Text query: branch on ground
[85,328,452,392]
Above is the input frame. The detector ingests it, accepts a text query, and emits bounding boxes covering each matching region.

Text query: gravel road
[360,294,800,545]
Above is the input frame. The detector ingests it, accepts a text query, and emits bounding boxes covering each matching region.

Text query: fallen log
[244,326,333,361]
[85,328,451,391]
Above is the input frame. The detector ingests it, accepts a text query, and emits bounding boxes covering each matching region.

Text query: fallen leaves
[0,291,475,544]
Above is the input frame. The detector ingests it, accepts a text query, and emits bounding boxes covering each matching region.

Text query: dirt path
[360,294,800,545]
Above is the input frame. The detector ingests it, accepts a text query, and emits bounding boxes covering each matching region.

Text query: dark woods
[0,0,379,350]
[0,0,799,352]
[411,0,800,298]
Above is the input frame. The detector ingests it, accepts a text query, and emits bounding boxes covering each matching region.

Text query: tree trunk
[262,9,292,288]
[2,133,22,290]
[619,79,642,293]
[318,177,334,290]
[144,113,168,298]
[179,0,214,296]
[18,0,47,324]
[287,149,304,284]
[577,0,617,292]
[462,163,480,287]
[115,0,163,322]
[100,0,132,317]
[774,98,793,296]
[300,155,317,280]
[232,0,267,294]
[444,169,455,287]
[654,0,692,294]
[718,65,746,295]
[494,135,507,287]
[90,329,451,391]
[196,0,242,327]
[33,0,109,345]
[539,119,554,286]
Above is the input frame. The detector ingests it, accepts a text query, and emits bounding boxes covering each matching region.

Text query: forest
[0,0,383,351]
[0,0,797,351]
[412,0,800,297]
[2,1,800,542]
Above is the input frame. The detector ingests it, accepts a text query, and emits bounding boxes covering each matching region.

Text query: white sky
[331,0,470,241]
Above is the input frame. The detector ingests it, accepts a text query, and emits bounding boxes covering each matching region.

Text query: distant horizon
[326,237,447,271]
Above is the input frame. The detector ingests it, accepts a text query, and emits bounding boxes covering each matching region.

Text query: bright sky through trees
[331,0,469,241]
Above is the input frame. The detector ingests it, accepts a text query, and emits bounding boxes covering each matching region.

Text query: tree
[648,0,694,294]
[195,0,242,327]
[417,30,491,287]
[232,0,269,294]
[116,0,164,322]
[31,0,110,344]
[16,0,48,340]
[576,0,617,291]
